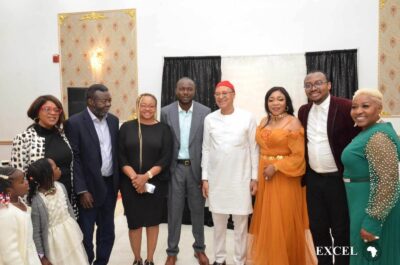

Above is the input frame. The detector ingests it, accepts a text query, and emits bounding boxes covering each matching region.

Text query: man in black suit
[298,71,359,265]
[65,84,119,265]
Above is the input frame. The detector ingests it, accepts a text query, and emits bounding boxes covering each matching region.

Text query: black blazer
[65,109,119,207]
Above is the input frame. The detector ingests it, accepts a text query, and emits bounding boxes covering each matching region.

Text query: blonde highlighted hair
[135,93,158,171]
[353,89,383,105]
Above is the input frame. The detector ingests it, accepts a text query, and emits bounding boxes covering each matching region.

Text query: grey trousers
[166,164,206,256]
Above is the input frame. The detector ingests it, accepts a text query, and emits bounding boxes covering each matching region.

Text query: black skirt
[120,175,167,229]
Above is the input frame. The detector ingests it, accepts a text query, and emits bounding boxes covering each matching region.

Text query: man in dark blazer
[298,71,360,265]
[161,77,211,265]
[65,84,119,265]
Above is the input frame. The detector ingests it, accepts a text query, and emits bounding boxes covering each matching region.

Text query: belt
[177,159,191,166]
[343,177,370,183]
[315,171,339,177]
[261,155,286,160]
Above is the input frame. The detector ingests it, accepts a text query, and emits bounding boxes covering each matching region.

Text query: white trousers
[212,213,248,265]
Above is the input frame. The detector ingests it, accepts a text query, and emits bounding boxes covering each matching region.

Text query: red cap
[216,80,235,92]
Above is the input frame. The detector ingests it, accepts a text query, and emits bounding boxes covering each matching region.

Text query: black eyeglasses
[304,80,328,90]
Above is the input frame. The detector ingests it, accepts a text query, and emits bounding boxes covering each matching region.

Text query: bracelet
[147,171,153,179]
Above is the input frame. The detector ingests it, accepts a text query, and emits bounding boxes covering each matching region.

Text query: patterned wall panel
[58,9,138,120]
[379,0,400,115]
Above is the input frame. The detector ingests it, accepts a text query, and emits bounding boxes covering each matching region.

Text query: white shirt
[202,108,259,215]
[307,95,338,173]
[178,103,193,159]
[87,108,113,177]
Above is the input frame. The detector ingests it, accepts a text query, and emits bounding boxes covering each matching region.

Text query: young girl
[0,166,41,265]
[27,158,88,265]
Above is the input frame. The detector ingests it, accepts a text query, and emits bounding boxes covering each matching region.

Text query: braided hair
[0,167,19,204]
[27,158,54,204]
[0,166,17,192]
[135,93,158,172]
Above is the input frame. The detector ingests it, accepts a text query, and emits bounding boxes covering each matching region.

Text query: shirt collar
[87,107,108,122]
[313,94,330,111]
[178,102,193,113]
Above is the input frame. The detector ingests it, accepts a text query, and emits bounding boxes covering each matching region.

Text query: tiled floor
[109,199,236,265]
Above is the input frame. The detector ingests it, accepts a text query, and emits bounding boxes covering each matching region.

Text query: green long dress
[341,122,400,265]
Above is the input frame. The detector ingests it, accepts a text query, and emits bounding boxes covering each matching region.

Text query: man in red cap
[202,81,259,265]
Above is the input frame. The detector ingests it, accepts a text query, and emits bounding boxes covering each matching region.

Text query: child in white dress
[0,166,41,265]
[27,158,89,265]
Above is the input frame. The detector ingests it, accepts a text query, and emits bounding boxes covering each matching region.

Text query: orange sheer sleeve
[273,129,306,177]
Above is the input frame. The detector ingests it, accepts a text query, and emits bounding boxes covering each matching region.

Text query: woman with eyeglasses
[119,93,172,265]
[11,95,76,212]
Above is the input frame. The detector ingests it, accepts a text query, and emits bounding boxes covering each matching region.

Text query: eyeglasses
[304,80,328,90]
[214,91,234,98]
[40,106,63,114]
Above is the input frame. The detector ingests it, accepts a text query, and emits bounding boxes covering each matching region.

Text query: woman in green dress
[341,89,400,265]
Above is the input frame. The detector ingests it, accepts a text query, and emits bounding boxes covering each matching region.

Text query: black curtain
[305,49,358,99]
[161,56,221,110]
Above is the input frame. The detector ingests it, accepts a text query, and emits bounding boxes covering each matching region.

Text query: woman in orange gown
[249,87,316,265]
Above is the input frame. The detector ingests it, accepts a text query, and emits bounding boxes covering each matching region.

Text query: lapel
[83,109,101,153]
[303,102,313,134]
[171,102,180,143]
[189,101,200,145]
[106,115,116,155]
[327,96,337,141]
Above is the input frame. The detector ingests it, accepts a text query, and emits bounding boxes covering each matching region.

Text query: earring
[286,106,289,112]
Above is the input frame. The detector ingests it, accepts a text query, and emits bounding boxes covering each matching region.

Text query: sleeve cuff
[362,214,383,237]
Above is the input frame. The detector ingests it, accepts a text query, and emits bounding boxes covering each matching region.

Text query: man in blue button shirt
[161,77,211,265]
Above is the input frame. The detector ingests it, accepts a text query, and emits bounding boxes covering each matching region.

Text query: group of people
[0,70,399,265]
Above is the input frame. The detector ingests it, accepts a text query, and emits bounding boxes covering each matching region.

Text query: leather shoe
[212,261,226,265]
[194,252,209,265]
[165,255,177,265]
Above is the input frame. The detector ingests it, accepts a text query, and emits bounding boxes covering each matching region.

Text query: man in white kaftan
[202,80,258,265]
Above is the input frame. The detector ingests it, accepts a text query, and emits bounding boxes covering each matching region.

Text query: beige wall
[59,9,138,120]
[379,0,400,116]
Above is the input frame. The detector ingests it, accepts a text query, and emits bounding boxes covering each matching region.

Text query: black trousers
[305,168,350,265]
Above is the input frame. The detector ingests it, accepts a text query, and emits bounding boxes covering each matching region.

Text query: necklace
[271,112,288,122]
[42,186,56,196]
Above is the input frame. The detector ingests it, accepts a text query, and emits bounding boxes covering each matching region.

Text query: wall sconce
[90,47,104,82]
